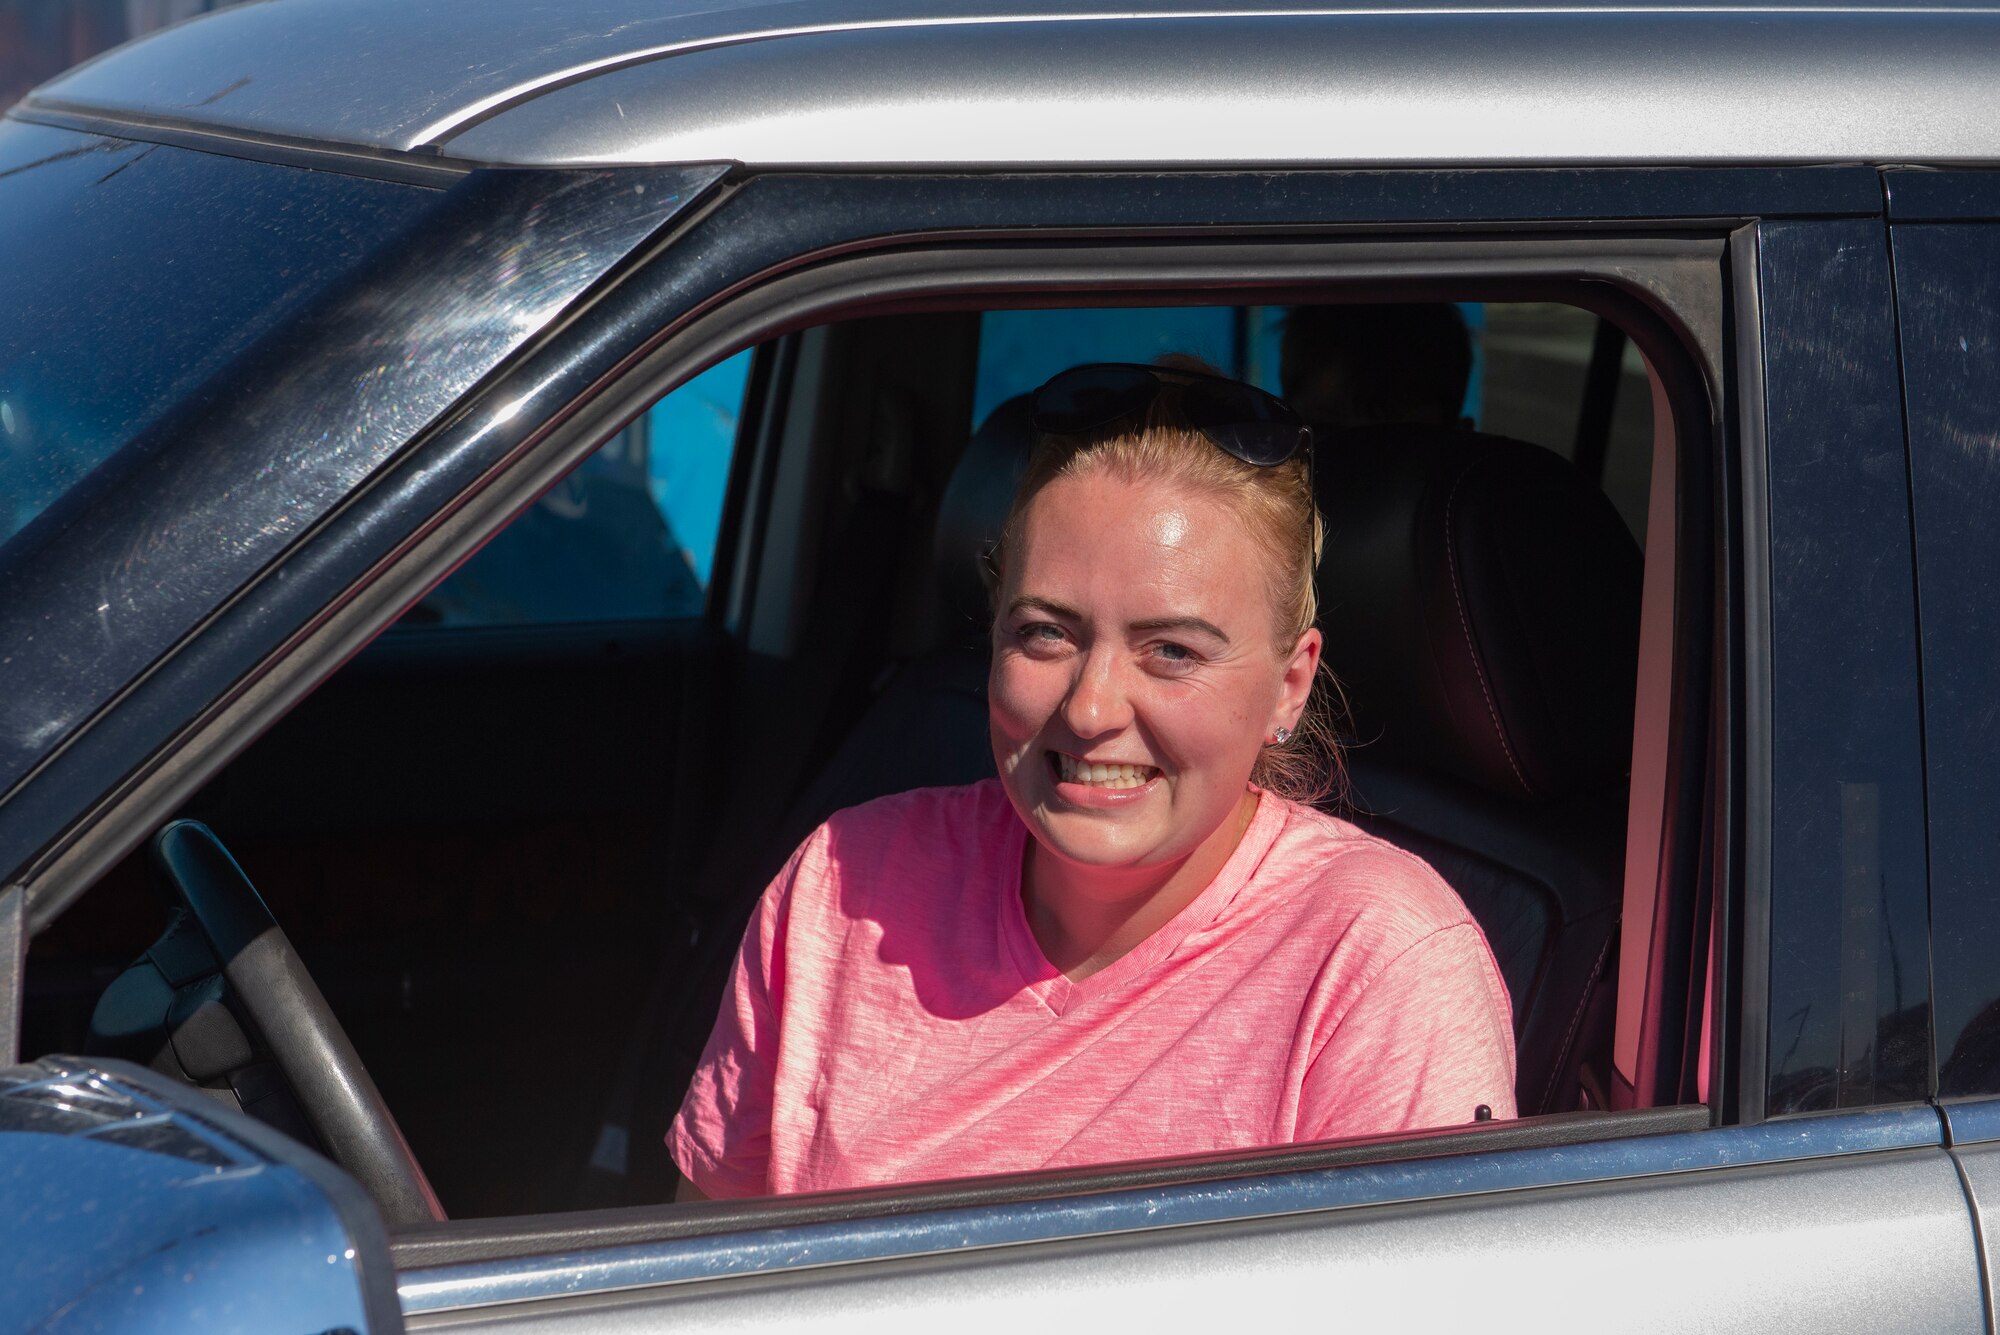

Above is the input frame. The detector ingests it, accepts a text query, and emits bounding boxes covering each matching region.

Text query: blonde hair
[993,394,1344,804]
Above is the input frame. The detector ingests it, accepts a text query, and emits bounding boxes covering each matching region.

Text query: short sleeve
[1298,922,1517,1141]
[666,839,808,1199]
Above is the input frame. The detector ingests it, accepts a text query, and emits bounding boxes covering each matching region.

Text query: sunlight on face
[989,468,1297,885]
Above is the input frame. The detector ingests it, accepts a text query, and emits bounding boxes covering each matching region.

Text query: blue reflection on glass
[971,307,1236,426]
[971,305,1485,429]
[409,348,751,627]
[646,348,752,586]
[411,431,704,627]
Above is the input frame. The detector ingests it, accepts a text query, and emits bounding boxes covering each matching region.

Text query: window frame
[392,236,1730,1260]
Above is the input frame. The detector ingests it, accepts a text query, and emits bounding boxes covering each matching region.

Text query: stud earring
[1271,726,1293,746]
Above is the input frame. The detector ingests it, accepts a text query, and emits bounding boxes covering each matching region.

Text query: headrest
[933,394,1034,638]
[1315,425,1643,801]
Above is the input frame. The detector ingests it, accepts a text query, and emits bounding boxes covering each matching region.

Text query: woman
[670,363,1515,1199]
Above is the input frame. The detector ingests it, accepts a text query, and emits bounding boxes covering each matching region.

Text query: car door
[1885,168,2000,1331]
[362,177,1979,1331]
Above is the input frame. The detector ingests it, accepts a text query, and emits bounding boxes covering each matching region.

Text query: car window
[405,350,752,627]
[499,297,1660,1200]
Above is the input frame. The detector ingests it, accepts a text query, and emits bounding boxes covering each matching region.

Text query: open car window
[23,273,1708,1225]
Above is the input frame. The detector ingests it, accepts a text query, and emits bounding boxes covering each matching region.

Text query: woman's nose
[1061,648,1132,738]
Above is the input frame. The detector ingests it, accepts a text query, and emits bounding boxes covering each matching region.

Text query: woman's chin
[1024,797,1173,870]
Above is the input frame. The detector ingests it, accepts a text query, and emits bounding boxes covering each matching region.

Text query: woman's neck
[1023,789,1260,982]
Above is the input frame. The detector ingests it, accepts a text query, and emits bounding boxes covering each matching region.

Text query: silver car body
[13,1,2000,1330]
[24,0,2000,169]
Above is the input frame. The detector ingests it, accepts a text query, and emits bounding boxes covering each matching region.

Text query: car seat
[1312,423,1642,1113]
[772,392,1032,833]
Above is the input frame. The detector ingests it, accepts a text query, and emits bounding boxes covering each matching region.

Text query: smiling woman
[668,364,1516,1198]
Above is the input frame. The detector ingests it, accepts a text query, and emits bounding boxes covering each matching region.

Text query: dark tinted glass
[1891,221,2000,1097]
[0,122,432,549]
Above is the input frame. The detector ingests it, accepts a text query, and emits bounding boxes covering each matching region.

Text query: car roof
[19,0,2000,169]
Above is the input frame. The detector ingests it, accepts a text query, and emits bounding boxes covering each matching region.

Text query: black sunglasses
[1029,362,1312,467]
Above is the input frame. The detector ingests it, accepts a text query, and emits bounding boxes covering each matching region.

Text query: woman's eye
[1017,623,1069,652]
[1150,641,1199,670]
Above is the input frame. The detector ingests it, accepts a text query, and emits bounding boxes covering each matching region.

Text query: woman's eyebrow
[1007,599,1230,645]
[1130,616,1230,644]
[1007,595,1082,620]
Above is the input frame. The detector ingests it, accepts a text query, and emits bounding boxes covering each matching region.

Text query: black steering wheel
[150,820,443,1227]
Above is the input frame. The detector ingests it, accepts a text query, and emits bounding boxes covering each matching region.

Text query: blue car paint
[0,1059,396,1334]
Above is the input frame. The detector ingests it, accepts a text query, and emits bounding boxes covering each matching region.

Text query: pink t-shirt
[670,780,1516,1197]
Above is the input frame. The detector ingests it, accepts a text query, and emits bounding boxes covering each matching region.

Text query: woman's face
[989,466,1320,882]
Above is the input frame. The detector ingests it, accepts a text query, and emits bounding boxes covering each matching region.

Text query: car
[5,0,2000,1329]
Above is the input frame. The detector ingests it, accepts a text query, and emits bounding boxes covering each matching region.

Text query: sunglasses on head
[1029,362,1312,467]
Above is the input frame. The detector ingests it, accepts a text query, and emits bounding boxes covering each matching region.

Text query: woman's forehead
[1009,471,1274,622]
[1019,468,1241,550]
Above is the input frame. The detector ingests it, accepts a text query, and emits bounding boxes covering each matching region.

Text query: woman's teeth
[1054,754,1159,789]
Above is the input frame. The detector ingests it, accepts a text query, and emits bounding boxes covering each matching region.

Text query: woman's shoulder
[787,778,1014,904]
[817,777,1013,846]
[1252,796,1479,945]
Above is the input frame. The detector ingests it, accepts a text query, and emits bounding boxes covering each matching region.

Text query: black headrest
[933,394,1034,637]
[1316,425,1643,801]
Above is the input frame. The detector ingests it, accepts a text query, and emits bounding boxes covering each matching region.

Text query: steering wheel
[150,819,443,1227]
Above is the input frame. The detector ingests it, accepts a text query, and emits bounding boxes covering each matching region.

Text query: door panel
[1942,1100,2000,1331]
[406,1140,1981,1332]
[399,1110,1982,1331]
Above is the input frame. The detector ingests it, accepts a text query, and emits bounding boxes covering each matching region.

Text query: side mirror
[0,1055,401,1333]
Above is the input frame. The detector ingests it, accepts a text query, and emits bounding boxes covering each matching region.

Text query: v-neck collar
[998,790,1288,1017]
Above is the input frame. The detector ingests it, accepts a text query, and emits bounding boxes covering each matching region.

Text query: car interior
[18,293,1689,1228]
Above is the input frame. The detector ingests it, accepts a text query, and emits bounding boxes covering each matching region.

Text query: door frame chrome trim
[399,1104,1942,1315]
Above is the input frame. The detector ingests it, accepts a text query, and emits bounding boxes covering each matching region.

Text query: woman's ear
[1274,627,1322,731]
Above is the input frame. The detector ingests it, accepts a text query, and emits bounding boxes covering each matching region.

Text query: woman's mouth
[1049,751,1161,790]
